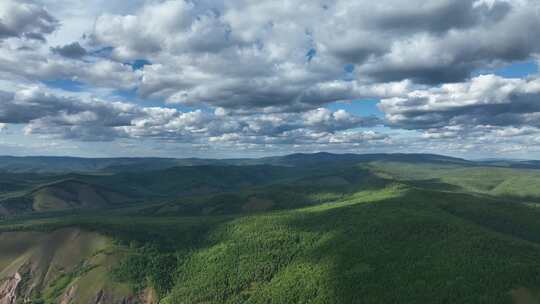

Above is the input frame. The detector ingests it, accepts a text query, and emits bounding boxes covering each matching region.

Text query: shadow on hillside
[6,178,540,303]
[281,187,540,303]
[125,166,392,217]
[390,175,540,207]
[400,178,463,192]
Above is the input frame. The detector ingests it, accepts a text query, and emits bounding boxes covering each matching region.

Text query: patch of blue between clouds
[130,59,152,71]
[326,99,393,135]
[42,79,84,92]
[306,48,316,62]
[342,64,355,81]
[344,64,355,73]
[326,99,384,118]
[495,61,538,78]
[474,60,538,78]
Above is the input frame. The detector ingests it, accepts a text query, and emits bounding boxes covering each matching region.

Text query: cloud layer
[1,0,540,157]
[0,86,384,148]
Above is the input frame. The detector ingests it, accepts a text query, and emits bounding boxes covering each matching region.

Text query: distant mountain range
[1,152,539,173]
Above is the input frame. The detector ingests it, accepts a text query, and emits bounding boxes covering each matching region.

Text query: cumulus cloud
[379,74,540,130]
[0,87,383,147]
[86,0,540,111]
[320,0,540,84]
[0,87,140,140]
[2,0,540,157]
[50,42,87,59]
[0,0,59,41]
[4,0,539,112]
[0,40,140,90]
[302,108,379,132]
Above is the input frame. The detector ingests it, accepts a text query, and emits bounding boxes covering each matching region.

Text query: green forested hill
[1,154,540,303]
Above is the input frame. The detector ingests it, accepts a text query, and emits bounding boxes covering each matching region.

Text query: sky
[1,0,540,159]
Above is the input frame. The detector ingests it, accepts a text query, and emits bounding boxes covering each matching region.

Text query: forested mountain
[1,153,540,303]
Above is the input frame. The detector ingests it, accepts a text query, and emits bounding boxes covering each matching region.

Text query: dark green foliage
[0,153,473,174]
[148,253,177,297]
[158,188,540,304]
[145,166,388,216]
[0,196,33,214]
[84,165,304,199]
[111,251,151,292]
[441,197,540,244]
[2,155,540,303]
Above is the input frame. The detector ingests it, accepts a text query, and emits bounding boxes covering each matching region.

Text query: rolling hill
[0,180,130,216]
[0,156,202,174]
[1,153,540,303]
[0,153,481,174]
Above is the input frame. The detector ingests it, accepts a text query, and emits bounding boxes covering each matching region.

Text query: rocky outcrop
[0,273,21,304]
[0,229,138,304]
[60,285,77,304]
[94,289,105,304]
[140,288,158,304]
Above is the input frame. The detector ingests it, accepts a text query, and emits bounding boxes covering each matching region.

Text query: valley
[1,153,540,303]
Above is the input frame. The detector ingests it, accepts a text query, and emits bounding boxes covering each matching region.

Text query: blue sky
[326,100,383,118]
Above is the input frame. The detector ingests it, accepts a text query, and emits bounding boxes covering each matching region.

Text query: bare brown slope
[0,228,154,303]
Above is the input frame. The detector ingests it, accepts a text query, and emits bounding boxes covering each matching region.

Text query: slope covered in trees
[0,154,539,303]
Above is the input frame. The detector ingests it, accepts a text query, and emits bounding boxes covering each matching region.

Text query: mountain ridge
[0,153,476,173]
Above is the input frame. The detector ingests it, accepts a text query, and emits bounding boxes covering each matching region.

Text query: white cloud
[1,0,540,157]
[0,0,59,41]
[0,87,382,149]
[379,74,540,129]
